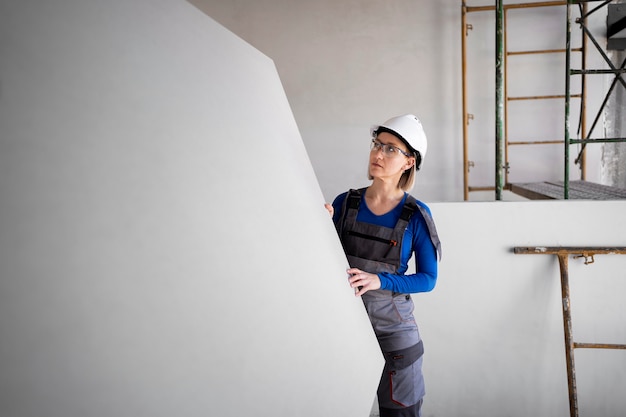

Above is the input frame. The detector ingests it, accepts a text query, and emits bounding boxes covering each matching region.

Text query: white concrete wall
[189,0,611,202]
[421,200,626,417]
[605,49,626,189]
[0,1,381,416]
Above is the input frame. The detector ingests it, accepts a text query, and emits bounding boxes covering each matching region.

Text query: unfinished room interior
[0,1,625,417]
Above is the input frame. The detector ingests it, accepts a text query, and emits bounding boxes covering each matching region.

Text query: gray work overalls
[337,188,441,417]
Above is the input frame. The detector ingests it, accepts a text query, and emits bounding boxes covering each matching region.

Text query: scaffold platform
[510,180,626,200]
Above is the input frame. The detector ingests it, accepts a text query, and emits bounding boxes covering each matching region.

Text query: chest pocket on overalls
[343,226,402,273]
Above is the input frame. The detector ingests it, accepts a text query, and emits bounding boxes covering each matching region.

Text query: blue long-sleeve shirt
[332,191,438,294]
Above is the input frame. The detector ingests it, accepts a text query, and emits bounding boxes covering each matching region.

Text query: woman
[325,114,441,417]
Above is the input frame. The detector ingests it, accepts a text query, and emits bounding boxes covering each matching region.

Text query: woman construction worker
[325,114,441,417]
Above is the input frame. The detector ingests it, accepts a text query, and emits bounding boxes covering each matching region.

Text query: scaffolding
[461,0,626,200]
[514,246,626,417]
[564,0,626,198]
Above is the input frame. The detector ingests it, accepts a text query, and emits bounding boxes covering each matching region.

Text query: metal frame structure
[462,1,626,200]
[565,0,626,198]
[462,1,575,200]
[514,246,626,417]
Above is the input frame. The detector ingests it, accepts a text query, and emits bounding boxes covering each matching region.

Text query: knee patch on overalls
[384,340,424,371]
[379,341,425,412]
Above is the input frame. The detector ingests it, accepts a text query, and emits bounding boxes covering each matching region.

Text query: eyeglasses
[370,139,411,158]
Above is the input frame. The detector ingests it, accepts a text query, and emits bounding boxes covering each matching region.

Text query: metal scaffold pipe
[564,1,572,199]
[495,0,505,200]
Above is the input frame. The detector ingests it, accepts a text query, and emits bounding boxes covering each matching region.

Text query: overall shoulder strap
[404,195,442,261]
[400,194,418,222]
[417,205,442,261]
[346,188,362,210]
[391,194,416,240]
[338,188,364,237]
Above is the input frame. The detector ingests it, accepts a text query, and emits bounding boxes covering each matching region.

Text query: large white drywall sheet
[0,1,381,416]
[416,201,626,417]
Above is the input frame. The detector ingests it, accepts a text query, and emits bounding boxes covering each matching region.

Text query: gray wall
[189,0,614,202]
[190,0,462,202]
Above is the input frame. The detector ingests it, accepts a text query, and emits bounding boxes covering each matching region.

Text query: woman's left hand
[347,268,381,296]
[324,203,334,217]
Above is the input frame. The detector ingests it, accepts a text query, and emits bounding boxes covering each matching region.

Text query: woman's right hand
[324,203,334,218]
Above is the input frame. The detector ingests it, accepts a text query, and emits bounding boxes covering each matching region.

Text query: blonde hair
[398,164,416,191]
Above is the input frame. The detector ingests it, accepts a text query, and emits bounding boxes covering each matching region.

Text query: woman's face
[368,131,415,181]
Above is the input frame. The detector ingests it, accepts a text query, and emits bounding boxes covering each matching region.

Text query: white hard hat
[370,114,428,161]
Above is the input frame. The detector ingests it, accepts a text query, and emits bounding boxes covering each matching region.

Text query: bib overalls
[337,189,440,417]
